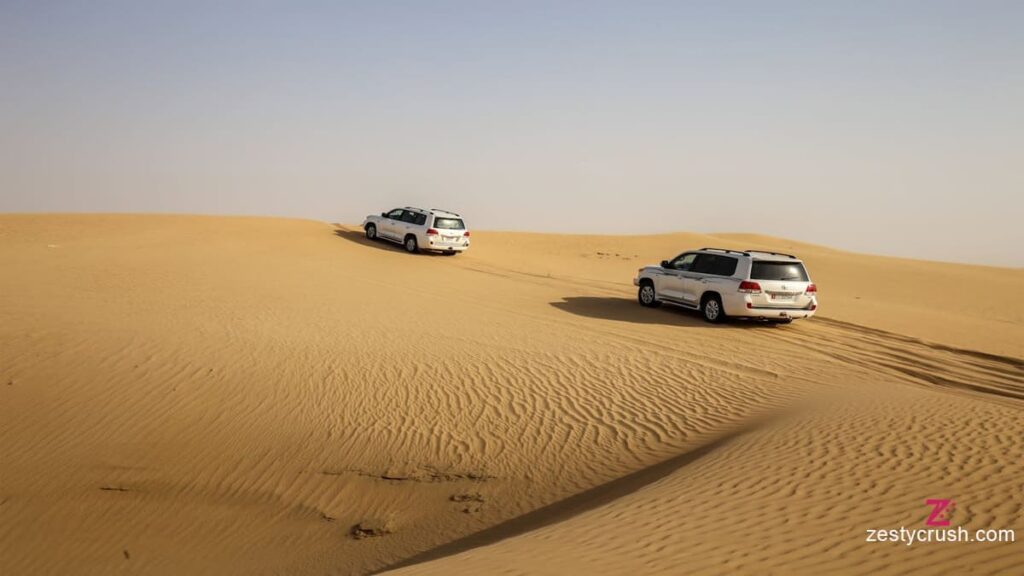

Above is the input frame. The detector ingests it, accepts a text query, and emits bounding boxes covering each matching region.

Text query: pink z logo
[925,499,954,526]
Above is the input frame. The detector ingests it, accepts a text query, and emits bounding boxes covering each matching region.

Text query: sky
[1,1,1021,266]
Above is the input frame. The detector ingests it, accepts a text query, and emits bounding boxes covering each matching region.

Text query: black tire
[701,294,726,323]
[404,235,419,253]
[365,223,377,240]
[442,251,457,256]
[638,281,661,308]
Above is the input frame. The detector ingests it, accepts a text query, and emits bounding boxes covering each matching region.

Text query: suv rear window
[750,261,809,281]
[433,217,465,230]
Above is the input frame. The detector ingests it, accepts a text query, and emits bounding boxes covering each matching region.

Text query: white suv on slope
[362,207,470,255]
[633,248,818,323]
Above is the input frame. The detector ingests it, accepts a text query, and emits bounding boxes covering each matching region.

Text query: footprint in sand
[351,519,393,539]
[451,492,486,513]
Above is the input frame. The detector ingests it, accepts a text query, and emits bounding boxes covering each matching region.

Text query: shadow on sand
[550,296,771,329]
[373,410,787,574]
[332,226,453,257]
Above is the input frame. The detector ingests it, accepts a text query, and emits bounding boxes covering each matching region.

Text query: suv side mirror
[381,212,387,217]
[661,260,671,269]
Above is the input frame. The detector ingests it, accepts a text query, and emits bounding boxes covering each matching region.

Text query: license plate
[770,293,795,301]
[443,236,459,243]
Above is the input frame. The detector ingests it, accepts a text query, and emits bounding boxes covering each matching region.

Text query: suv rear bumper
[424,240,469,252]
[724,297,817,320]
[736,307,816,320]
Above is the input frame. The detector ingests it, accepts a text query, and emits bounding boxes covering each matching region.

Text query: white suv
[633,248,818,323]
[362,207,470,255]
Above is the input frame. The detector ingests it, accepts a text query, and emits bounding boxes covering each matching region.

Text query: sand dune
[0,214,1020,575]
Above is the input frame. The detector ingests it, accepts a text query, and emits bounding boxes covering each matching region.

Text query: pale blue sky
[1,1,1021,265]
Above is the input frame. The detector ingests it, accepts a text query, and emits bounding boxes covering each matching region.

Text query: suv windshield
[750,261,809,281]
[433,217,465,230]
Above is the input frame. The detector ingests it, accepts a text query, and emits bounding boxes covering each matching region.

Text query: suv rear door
[397,210,421,238]
[684,254,738,304]
[749,260,812,308]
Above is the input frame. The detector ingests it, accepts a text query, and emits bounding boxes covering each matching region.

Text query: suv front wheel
[638,281,661,308]
[701,294,726,323]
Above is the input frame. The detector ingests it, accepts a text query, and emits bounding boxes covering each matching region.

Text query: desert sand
[0,214,1021,575]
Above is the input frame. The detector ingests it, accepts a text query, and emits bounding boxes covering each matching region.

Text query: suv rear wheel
[404,235,419,253]
[638,281,661,308]
[701,294,725,323]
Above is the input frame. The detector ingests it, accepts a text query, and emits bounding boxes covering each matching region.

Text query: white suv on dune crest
[362,207,470,255]
[633,248,818,323]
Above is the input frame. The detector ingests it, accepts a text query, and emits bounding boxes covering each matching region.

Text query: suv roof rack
[403,206,427,212]
[430,208,461,217]
[699,247,750,256]
[745,250,797,259]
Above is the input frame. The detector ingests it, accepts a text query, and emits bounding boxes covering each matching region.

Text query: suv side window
[400,210,419,223]
[414,213,427,226]
[713,256,738,276]
[692,254,738,276]
[386,209,404,220]
[668,253,696,271]
[691,254,716,274]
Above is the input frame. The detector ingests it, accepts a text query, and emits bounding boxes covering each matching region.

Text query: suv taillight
[806,283,817,295]
[426,228,439,236]
[738,281,762,294]
[464,231,470,237]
